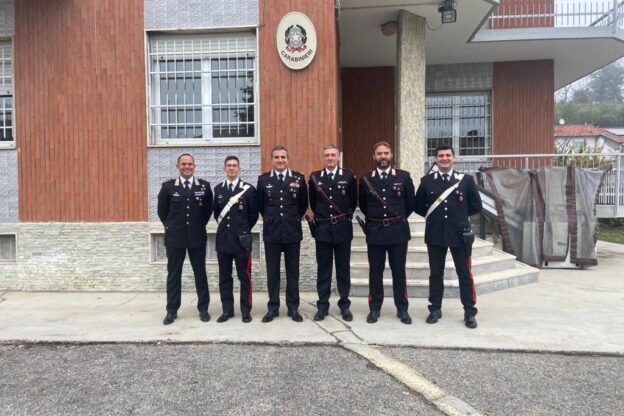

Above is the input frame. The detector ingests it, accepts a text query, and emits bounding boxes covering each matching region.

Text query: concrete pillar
[396,10,426,176]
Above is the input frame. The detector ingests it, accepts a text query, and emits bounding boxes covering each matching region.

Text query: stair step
[348,262,539,298]
[350,240,493,262]
[350,250,518,279]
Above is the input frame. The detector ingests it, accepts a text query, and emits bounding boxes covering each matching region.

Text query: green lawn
[597,219,624,244]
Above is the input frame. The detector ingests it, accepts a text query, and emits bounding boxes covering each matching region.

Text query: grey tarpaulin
[479,166,609,267]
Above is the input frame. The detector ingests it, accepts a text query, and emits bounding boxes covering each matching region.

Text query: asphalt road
[383,347,624,416]
[0,344,442,416]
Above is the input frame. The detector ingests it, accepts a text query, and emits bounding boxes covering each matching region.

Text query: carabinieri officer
[308,144,357,322]
[213,155,259,323]
[257,145,309,323]
[157,153,213,325]
[359,141,415,325]
[414,145,482,328]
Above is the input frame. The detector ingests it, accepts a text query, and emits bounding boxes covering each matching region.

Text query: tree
[587,61,624,103]
[571,88,592,104]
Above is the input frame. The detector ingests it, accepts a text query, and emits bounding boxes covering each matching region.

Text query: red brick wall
[493,0,555,28]
[14,0,147,222]
[493,60,555,155]
[258,0,339,176]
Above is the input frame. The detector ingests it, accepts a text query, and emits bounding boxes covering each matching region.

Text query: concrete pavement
[1,240,622,354]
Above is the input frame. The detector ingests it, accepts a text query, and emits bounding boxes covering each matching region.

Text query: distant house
[554,124,624,154]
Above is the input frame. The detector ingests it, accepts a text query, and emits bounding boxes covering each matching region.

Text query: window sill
[148,141,260,148]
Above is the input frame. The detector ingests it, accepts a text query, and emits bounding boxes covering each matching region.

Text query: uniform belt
[315,213,351,224]
[368,215,405,227]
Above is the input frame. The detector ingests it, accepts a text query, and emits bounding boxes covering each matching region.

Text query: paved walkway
[1,241,622,354]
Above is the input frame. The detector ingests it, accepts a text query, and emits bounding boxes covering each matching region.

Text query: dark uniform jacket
[157,177,214,249]
[213,179,259,254]
[257,169,308,244]
[359,168,415,246]
[308,168,357,244]
[414,171,482,248]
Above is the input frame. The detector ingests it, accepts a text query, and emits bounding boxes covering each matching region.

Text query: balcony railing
[426,153,624,218]
[487,0,624,30]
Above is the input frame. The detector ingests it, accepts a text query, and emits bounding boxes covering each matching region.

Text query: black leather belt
[368,216,405,227]
[315,213,351,224]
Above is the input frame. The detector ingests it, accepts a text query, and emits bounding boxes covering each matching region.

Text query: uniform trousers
[217,251,252,315]
[427,244,477,316]
[367,243,409,312]
[264,242,300,312]
[165,245,210,314]
[315,240,351,311]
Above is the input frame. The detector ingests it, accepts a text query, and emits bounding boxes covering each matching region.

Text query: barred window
[0,40,12,144]
[148,33,257,145]
[426,93,490,157]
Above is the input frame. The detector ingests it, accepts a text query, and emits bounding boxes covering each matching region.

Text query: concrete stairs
[349,216,539,298]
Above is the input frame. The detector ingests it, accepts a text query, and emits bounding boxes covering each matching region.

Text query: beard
[376,158,390,169]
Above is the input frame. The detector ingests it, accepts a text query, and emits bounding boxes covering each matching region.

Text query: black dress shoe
[261,310,279,323]
[216,312,234,323]
[163,312,177,325]
[242,313,252,323]
[287,309,303,322]
[340,308,353,322]
[464,313,478,329]
[397,310,412,325]
[366,310,380,324]
[426,310,442,324]
[199,311,210,322]
[314,309,327,321]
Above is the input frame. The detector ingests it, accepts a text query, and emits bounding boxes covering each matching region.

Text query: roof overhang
[338,0,624,89]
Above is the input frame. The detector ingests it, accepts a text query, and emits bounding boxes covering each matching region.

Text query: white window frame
[147,32,258,146]
[425,92,491,157]
[0,39,13,148]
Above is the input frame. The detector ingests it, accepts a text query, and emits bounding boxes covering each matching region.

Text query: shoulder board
[291,171,304,177]
[341,168,354,175]
[164,178,176,184]
[260,171,271,177]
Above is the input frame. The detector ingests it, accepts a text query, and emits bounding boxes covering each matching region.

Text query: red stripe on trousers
[468,256,478,315]
[246,255,253,307]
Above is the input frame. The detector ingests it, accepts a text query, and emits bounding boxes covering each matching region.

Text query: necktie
[442,174,449,182]
[228,183,233,193]
[278,173,284,184]
[381,171,387,182]
[327,172,334,181]
[184,180,190,190]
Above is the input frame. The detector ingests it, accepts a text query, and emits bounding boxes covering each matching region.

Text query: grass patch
[597,219,624,244]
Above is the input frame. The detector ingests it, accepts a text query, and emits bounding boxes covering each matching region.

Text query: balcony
[474,0,624,42]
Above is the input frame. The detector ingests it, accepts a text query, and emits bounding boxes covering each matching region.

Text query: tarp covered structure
[478,166,609,267]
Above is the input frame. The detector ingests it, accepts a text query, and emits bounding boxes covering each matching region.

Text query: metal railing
[426,153,624,217]
[488,0,624,30]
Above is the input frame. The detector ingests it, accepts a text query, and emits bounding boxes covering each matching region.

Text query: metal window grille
[148,33,257,145]
[0,40,12,143]
[426,93,491,157]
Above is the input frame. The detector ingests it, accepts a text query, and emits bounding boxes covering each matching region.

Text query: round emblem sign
[276,12,317,70]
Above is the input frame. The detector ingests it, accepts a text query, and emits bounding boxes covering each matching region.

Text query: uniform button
[382,189,386,192]
[444,215,448,218]
[186,214,190,217]
[444,200,447,203]
[384,214,387,217]
[227,216,230,219]
[383,197,386,200]
[280,198,283,201]
[227,224,230,227]
[280,205,283,208]
[280,190,283,193]
[329,205,333,209]
[444,207,448,211]
[187,206,189,209]
[329,187,332,191]
[186,222,189,225]
[330,196,333,199]
[187,198,189,201]
[280,213,284,216]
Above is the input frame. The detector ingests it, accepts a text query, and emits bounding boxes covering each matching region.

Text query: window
[150,232,261,263]
[0,40,12,144]
[148,33,257,145]
[0,234,16,262]
[426,93,491,157]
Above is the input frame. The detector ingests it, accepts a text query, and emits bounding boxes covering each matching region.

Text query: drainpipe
[613,0,618,33]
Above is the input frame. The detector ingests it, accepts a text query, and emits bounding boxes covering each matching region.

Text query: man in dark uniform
[308,144,357,322]
[359,141,415,325]
[213,156,259,323]
[414,145,482,328]
[257,145,309,323]
[157,154,213,325]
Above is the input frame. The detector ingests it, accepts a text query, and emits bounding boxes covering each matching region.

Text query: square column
[396,10,426,176]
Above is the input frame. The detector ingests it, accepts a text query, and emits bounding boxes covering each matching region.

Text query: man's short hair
[323,144,340,153]
[177,153,195,164]
[372,141,392,153]
[224,155,240,166]
[271,145,289,157]
[435,145,455,156]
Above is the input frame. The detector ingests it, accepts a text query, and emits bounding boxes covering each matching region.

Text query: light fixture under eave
[438,0,457,24]
[381,21,397,36]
